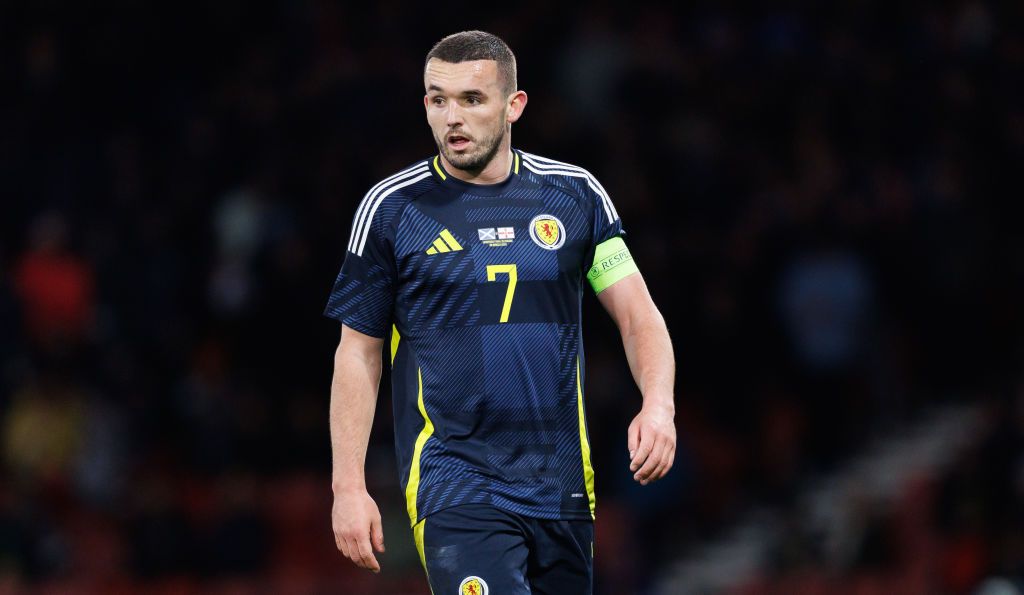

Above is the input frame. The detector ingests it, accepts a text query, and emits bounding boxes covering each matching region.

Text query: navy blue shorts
[414,504,594,594]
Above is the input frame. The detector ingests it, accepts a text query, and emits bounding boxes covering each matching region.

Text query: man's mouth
[447,134,471,150]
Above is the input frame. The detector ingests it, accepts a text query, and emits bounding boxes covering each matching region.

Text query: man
[326,30,675,594]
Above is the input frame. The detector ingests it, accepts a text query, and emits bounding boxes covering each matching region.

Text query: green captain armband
[587,236,639,294]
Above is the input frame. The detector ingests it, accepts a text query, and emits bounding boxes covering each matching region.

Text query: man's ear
[507,90,528,124]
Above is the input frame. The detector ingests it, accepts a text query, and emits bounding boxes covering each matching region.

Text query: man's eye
[466,96,481,105]
[432,97,445,105]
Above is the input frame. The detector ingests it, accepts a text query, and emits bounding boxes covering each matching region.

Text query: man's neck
[440,144,513,185]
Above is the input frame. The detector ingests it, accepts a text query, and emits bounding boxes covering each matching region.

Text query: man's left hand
[627,403,676,485]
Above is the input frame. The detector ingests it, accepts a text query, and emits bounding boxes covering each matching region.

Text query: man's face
[424,59,510,172]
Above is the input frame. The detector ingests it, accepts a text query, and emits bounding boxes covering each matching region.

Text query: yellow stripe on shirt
[576,358,596,518]
[405,368,434,526]
[390,325,400,366]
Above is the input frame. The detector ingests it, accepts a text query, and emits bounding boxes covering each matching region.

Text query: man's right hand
[332,488,385,573]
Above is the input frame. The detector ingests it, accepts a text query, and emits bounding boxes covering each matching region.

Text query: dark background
[1,2,1022,594]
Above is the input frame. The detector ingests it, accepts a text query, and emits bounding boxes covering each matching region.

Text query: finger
[648,449,671,483]
[650,446,675,482]
[663,445,677,476]
[633,443,655,481]
[648,441,674,482]
[356,532,381,573]
[636,442,665,482]
[630,432,655,472]
[627,420,640,460]
[370,514,386,553]
[337,537,349,557]
[341,535,355,561]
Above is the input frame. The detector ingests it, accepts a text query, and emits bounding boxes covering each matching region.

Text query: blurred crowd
[736,389,1024,595]
[1,2,1021,593]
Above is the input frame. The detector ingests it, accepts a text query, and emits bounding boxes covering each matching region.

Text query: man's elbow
[622,299,668,343]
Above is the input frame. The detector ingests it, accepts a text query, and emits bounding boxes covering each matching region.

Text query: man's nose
[445,102,463,126]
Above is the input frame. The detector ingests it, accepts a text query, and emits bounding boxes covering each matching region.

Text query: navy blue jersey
[325,150,625,525]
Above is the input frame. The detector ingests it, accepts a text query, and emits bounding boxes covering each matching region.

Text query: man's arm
[596,271,676,485]
[330,324,386,572]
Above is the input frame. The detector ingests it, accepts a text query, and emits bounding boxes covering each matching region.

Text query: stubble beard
[436,123,507,174]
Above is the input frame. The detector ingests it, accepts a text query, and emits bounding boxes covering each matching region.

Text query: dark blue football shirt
[325,149,625,525]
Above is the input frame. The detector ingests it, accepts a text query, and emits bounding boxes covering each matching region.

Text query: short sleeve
[588,174,624,248]
[584,175,638,294]
[323,211,396,338]
[584,174,625,270]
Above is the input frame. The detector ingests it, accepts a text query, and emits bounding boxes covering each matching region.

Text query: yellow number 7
[486,264,518,323]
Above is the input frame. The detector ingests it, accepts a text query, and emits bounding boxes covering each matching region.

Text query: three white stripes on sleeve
[347,163,431,256]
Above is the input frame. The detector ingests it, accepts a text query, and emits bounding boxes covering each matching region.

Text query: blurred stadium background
[2,2,1022,594]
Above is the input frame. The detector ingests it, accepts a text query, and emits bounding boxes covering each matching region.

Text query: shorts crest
[459,576,488,595]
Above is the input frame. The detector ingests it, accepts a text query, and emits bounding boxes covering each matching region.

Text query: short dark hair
[425,30,517,96]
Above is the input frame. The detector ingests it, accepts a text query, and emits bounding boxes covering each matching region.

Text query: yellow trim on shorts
[413,518,427,568]
[413,518,434,593]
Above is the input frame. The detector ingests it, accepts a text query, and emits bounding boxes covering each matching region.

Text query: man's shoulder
[347,158,437,255]
[361,158,437,201]
[354,158,439,222]
[517,150,594,177]
[517,150,610,210]
[518,151,604,190]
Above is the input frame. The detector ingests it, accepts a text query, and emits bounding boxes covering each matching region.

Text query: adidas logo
[426,229,464,255]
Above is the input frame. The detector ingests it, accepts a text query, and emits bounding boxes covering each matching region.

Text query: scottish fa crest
[459,576,488,595]
[529,214,565,250]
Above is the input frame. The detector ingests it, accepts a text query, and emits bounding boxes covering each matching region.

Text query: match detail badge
[459,576,488,595]
[529,214,565,250]
[478,226,515,247]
